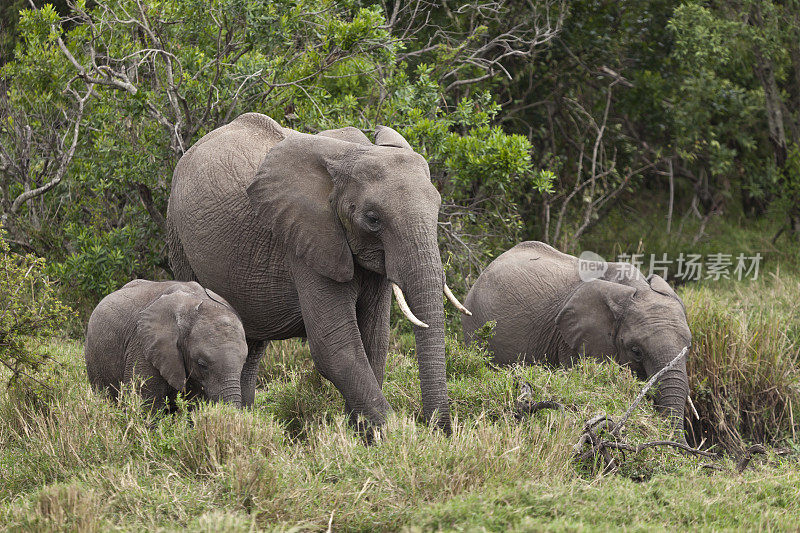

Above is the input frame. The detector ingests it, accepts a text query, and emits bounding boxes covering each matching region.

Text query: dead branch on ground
[571,347,721,475]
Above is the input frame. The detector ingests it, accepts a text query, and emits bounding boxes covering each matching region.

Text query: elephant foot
[347,411,386,445]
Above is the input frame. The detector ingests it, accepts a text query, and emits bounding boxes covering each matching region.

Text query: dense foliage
[0,226,72,386]
[1,1,798,310]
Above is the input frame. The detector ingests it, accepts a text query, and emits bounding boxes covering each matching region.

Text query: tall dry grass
[682,281,800,451]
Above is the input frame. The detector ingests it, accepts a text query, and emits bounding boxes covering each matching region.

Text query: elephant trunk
[209,375,243,408]
[651,358,689,443]
[394,231,451,434]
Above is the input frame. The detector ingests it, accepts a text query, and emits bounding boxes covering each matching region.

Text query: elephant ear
[555,280,636,358]
[247,133,360,283]
[137,291,199,390]
[647,274,687,315]
[374,125,413,150]
[318,127,372,145]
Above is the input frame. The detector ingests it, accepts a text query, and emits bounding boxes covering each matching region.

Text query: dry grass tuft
[176,404,285,475]
[682,284,800,451]
[34,483,104,532]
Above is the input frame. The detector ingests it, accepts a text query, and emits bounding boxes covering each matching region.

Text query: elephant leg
[241,339,266,408]
[293,264,391,431]
[138,375,171,414]
[356,270,392,386]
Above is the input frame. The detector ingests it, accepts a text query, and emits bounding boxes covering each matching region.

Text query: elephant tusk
[391,283,429,328]
[443,283,472,316]
[687,393,700,420]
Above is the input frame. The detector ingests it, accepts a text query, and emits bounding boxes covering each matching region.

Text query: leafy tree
[1,0,550,309]
[0,0,70,66]
[4,0,797,316]
[670,0,800,235]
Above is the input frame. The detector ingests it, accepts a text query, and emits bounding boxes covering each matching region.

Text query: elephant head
[246,126,466,431]
[555,274,692,438]
[137,288,248,407]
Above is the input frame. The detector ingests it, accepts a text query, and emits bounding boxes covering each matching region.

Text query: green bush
[0,226,73,387]
[49,224,141,316]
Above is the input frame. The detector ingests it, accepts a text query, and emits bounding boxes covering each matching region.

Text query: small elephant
[463,241,692,434]
[85,280,248,409]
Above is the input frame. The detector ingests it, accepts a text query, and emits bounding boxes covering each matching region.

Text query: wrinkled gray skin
[166,113,450,432]
[463,241,692,437]
[85,280,248,409]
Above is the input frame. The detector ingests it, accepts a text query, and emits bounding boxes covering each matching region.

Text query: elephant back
[463,241,579,364]
[466,241,580,309]
[174,113,287,191]
[166,114,306,339]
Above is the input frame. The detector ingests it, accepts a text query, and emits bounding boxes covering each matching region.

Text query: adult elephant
[463,241,692,437]
[166,113,469,433]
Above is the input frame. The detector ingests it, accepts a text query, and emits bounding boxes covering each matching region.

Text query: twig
[737,444,767,473]
[602,440,718,458]
[326,510,334,533]
[135,182,166,232]
[514,400,564,420]
[666,158,674,234]
[513,380,565,419]
[772,224,787,244]
[611,346,688,437]
[571,346,719,474]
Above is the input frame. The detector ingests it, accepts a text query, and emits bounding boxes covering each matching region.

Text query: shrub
[0,226,73,387]
[49,224,141,318]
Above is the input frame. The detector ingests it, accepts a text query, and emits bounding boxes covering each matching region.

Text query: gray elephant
[463,241,692,435]
[166,113,469,433]
[85,280,248,409]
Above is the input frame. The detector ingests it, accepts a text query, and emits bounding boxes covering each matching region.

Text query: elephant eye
[197,358,209,370]
[363,210,380,230]
[631,346,643,360]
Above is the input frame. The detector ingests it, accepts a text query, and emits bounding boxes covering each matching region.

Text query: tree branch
[8,84,92,215]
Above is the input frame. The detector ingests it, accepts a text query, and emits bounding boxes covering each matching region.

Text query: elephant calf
[463,241,693,435]
[85,280,248,409]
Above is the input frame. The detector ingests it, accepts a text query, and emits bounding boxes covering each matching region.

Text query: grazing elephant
[85,280,248,409]
[463,241,692,435]
[166,113,469,433]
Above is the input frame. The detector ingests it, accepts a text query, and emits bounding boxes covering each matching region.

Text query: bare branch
[8,84,92,215]
[396,0,566,92]
[135,182,166,232]
[611,347,689,437]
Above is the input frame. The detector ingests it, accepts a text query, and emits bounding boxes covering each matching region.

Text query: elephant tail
[166,221,198,282]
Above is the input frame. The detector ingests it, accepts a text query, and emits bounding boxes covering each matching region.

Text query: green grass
[582,194,799,271]
[2,315,799,531]
[2,213,800,530]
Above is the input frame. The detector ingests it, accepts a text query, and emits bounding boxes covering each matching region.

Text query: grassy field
[1,267,799,531]
[1,208,799,531]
